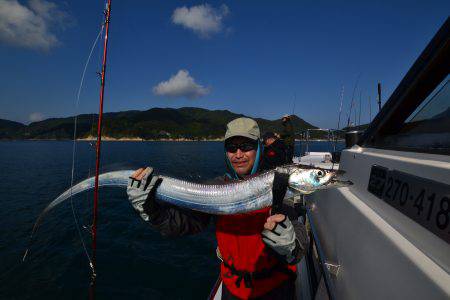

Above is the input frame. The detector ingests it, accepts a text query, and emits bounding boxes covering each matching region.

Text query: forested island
[0,107,317,141]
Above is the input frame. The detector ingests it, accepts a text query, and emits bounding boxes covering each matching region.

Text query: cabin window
[374,74,450,154]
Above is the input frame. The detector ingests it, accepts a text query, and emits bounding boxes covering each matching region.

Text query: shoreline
[0,136,224,142]
[77,136,225,142]
[1,137,345,142]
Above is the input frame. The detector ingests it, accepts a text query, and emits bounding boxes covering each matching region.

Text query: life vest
[216,207,297,299]
[267,149,276,157]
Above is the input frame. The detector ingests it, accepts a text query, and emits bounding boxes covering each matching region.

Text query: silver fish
[23,165,350,260]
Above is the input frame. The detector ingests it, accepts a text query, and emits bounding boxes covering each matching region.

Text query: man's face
[225,136,257,176]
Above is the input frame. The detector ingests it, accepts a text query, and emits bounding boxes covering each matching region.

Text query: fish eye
[317,170,325,178]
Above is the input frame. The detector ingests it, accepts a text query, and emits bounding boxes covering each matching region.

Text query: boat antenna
[90,0,111,296]
[377,82,382,111]
[368,95,372,122]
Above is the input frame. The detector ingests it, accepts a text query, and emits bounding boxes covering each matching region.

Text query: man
[280,115,295,162]
[262,131,288,170]
[127,117,307,299]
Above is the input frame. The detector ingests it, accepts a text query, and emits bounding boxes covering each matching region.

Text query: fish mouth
[328,170,353,187]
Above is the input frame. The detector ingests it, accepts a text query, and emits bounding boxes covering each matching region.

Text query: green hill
[0,119,25,139]
[0,107,316,140]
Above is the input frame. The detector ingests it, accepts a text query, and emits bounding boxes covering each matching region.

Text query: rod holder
[345,131,363,148]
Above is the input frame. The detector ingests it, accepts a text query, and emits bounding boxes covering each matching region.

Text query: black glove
[262,216,298,263]
[127,167,161,221]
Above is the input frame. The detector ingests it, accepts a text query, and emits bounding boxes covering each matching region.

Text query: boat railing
[304,208,337,300]
[297,128,345,156]
[296,199,337,300]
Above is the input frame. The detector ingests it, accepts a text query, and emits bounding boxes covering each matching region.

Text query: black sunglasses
[225,141,257,153]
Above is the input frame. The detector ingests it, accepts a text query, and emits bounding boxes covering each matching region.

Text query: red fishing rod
[90,0,111,297]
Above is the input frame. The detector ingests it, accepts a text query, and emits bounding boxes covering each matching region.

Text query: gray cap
[225,117,260,141]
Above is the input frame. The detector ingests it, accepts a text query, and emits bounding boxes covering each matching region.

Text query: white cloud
[153,70,210,99]
[0,0,70,51]
[29,112,45,122]
[172,4,229,38]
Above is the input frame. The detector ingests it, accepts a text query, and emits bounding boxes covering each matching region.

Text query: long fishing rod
[347,73,361,127]
[336,85,344,130]
[292,93,296,116]
[333,85,345,151]
[377,82,382,111]
[90,0,111,295]
[358,91,362,126]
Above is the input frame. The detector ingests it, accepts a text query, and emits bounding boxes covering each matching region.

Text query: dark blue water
[0,141,342,299]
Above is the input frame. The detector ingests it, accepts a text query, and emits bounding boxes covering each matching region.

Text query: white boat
[297,18,450,300]
[210,18,449,300]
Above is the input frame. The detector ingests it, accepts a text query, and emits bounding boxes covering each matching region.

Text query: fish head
[287,167,351,194]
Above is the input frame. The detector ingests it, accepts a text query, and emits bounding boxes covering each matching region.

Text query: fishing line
[69,24,105,273]
[22,24,105,264]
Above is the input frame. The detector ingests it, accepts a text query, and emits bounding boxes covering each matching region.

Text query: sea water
[0,140,343,299]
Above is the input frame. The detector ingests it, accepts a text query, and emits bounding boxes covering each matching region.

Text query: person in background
[262,131,288,170]
[127,117,308,299]
[280,115,295,162]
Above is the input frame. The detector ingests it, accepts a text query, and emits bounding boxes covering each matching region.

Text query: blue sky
[0,0,449,128]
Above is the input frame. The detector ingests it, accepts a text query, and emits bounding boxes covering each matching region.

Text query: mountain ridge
[0,107,316,140]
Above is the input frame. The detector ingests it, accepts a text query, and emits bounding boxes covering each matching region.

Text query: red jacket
[216,207,297,299]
